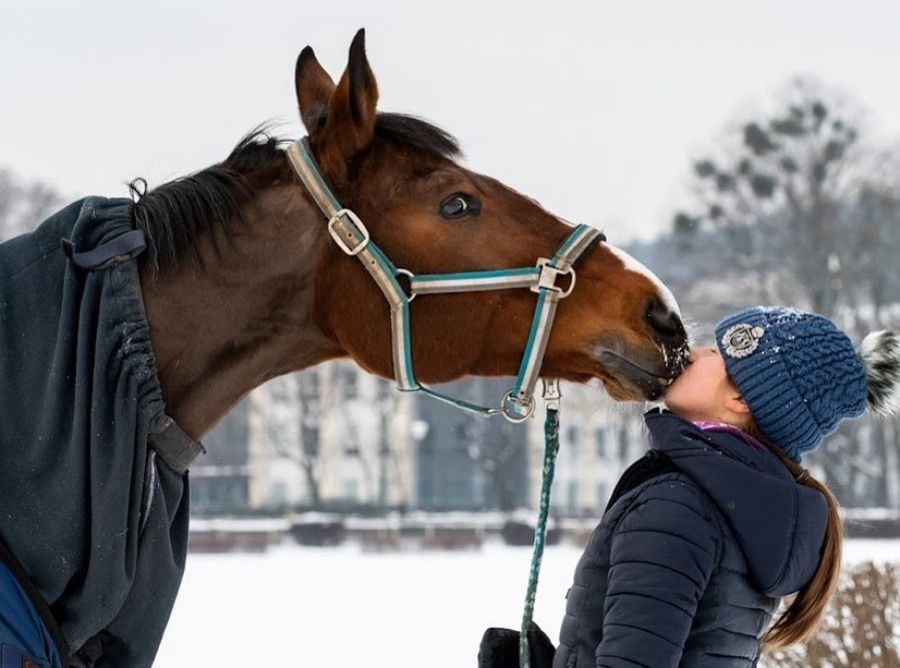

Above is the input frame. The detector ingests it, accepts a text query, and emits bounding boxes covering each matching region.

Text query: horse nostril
[644,296,685,342]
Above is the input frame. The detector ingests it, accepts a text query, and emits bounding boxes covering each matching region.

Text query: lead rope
[519,381,561,668]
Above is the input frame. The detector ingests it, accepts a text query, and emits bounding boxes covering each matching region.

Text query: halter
[286,136,605,667]
[285,137,604,422]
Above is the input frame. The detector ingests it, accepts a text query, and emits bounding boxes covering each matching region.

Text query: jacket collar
[642,407,828,597]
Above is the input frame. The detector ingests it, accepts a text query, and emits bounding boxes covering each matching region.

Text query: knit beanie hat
[714,306,900,463]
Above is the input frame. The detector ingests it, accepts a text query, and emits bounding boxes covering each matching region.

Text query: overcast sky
[3,0,900,243]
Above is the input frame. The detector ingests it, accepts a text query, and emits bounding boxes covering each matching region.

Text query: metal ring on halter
[395,268,416,302]
[501,390,535,423]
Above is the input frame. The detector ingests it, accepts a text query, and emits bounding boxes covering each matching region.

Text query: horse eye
[439,193,481,220]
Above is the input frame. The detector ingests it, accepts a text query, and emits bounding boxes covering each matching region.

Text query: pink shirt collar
[690,419,768,451]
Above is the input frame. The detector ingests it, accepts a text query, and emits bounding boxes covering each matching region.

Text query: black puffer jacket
[553,407,828,668]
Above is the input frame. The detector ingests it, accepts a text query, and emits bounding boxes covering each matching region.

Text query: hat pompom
[859,329,900,418]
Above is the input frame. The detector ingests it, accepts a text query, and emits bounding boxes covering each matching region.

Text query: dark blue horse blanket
[0,197,198,666]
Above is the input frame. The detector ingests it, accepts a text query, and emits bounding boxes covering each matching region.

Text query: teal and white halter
[286,137,604,422]
[286,137,604,667]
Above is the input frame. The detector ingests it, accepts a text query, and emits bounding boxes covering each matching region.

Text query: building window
[375,378,391,399]
[302,368,320,394]
[618,423,630,459]
[567,480,579,513]
[271,482,287,505]
[342,479,358,502]
[342,367,358,399]
[343,425,361,457]
[597,482,608,507]
[595,427,607,459]
[301,424,319,458]
[567,426,579,459]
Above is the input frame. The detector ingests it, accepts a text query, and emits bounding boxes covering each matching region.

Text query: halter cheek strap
[286,137,604,421]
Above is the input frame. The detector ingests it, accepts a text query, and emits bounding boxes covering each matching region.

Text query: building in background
[183,233,724,517]
[186,235,694,517]
[530,383,652,516]
[189,364,652,516]
[413,377,530,511]
[315,362,415,509]
[190,400,251,513]
[190,360,415,514]
[186,227,900,516]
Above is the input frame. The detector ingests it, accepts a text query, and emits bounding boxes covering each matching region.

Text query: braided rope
[519,406,560,668]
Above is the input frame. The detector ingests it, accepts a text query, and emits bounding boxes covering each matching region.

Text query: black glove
[478,621,555,668]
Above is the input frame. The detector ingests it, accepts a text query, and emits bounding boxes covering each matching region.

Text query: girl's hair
[743,416,843,650]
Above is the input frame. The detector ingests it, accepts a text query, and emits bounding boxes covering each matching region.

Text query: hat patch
[722,323,766,358]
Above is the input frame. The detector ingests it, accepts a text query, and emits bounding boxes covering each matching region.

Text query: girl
[481,305,900,667]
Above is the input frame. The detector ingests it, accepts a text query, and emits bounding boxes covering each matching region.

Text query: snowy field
[155,539,899,667]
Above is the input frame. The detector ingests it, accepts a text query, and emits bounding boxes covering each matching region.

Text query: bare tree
[674,77,868,318]
[761,561,899,667]
[841,186,900,506]
[265,373,323,509]
[0,169,63,242]
[671,78,900,506]
[0,170,19,236]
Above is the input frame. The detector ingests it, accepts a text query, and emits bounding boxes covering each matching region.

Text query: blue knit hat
[714,306,900,463]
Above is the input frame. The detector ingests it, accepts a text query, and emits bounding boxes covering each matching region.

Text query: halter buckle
[328,209,370,256]
[531,258,576,298]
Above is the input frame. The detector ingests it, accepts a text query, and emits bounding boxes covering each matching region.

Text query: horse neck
[139,181,343,439]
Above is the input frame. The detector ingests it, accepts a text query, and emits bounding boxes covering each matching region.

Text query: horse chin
[597,374,655,402]
[595,355,671,402]
[600,377,644,402]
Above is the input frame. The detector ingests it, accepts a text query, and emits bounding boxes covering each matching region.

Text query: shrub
[760,561,899,667]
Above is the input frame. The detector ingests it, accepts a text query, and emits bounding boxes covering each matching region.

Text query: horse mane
[131,113,461,270]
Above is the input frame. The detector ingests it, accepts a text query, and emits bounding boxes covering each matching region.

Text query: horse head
[138,30,689,437]
[295,30,688,404]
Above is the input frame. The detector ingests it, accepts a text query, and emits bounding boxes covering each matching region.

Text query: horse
[139,31,688,439]
[0,28,688,667]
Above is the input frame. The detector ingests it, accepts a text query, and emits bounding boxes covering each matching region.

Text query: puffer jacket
[553,406,829,668]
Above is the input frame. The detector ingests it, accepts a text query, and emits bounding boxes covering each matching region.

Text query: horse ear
[295,46,335,132]
[316,28,379,181]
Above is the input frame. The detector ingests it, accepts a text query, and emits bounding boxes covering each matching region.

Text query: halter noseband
[286,137,604,422]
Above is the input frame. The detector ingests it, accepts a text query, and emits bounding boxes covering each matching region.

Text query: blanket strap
[148,415,206,474]
[60,229,147,270]
[59,228,205,472]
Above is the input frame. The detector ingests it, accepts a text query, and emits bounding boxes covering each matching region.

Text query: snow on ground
[155,539,899,667]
